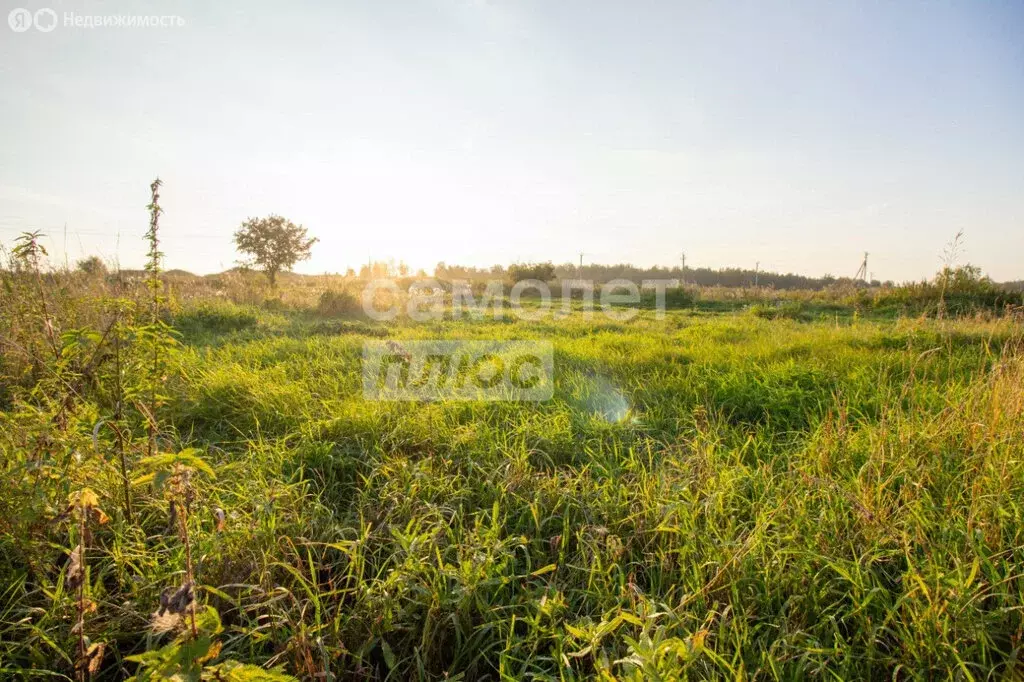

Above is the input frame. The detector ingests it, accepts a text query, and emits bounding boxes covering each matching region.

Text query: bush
[636,286,697,309]
[262,296,287,311]
[317,288,360,317]
[76,256,108,277]
[861,266,1024,318]
[508,262,556,282]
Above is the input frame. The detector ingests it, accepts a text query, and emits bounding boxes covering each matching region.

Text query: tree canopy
[507,262,556,283]
[233,215,317,286]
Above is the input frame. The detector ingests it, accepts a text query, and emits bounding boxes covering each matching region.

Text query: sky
[1,0,1022,281]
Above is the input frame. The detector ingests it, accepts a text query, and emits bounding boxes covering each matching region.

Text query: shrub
[262,296,287,311]
[638,287,698,309]
[508,262,556,282]
[76,255,108,277]
[317,288,360,317]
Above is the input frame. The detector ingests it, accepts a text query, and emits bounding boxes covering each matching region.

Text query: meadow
[2,256,1024,679]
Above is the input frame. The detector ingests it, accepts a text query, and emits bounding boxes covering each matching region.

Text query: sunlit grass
[2,292,1023,679]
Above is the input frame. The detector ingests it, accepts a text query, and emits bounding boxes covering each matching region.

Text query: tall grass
[1,227,1023,678]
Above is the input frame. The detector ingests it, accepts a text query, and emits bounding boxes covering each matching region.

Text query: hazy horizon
[2,0,1022,281]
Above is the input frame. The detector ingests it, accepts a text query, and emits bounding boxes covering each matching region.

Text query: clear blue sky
[2,0,1022,280]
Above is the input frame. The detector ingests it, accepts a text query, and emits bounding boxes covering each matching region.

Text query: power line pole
[578,251,584,274]
[853,251,869,283]
[754,261,760,287]
[680,251,686,285]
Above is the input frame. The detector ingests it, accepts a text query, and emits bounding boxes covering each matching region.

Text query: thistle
[143,178,164,460]
[60,488,109,681]
[134,448,216,638]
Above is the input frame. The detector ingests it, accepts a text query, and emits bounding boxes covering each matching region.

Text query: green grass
[2,299,1023,679]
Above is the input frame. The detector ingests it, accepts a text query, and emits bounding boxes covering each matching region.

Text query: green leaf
[565,623,589,640]
[201,660,298,681]
[194,605,223,636]
[130,473,156,487]
[380,640,397,671]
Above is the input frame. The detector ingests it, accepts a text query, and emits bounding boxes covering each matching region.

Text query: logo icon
[8,8,32,32]
[34,8,57,32]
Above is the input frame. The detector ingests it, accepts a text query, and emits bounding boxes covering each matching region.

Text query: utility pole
[853,252,869,284]
[680,251,686,285]
[754,261,760,287]
[578,251,584,274]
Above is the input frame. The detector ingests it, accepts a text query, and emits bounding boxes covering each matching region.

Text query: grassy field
[2,280,1024,678]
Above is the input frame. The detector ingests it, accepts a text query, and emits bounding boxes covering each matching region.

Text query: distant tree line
[40,255,1021,295]
[433,261,887,290]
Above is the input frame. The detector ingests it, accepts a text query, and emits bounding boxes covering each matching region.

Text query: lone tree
[233,215,317,287]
